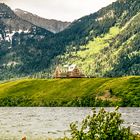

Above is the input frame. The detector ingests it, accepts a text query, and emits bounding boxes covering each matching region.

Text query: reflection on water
[0,107,140,139]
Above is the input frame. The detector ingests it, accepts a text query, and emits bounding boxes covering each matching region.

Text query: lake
[0,107,140,140]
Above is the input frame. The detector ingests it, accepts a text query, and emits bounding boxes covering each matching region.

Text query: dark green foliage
[0,96,111,107]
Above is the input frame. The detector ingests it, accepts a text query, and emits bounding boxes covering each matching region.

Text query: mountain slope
[14,9,71,33]
[0,3,33,32]
[49,0,140,77]
[0,3,53,80]
[0,0,140,81]
[57,12,140,77]
[0,76,139,106]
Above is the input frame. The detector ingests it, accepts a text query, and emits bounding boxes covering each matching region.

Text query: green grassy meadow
[0,76,139,106]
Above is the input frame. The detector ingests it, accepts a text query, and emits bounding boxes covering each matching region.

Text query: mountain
[0,3,53,41]
[14,9,71,33]
[0,3,53,80]
[0,0,140,81]
[0,3,32,42]
[0,3,33,33]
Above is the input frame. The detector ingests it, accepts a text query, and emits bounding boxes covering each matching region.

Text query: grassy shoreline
[0,76,139,107]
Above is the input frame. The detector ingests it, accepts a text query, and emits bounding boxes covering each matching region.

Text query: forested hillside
[57,15,140,77]
[0,3,53,80]
[53,0,140,77]
[0,0,140,80]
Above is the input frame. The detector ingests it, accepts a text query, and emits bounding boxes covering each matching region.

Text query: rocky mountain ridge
[14,9,71,33]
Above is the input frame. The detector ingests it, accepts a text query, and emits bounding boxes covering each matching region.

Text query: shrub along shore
[21,108,140,140]
[58,107,140,140]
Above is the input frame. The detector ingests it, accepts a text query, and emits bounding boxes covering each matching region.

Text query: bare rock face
[14,9,71,33]
[0,3,33,32]
[0,3,34,42]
